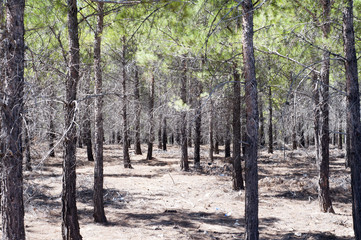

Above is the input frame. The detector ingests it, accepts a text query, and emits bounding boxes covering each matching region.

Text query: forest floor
[8,144,355,239]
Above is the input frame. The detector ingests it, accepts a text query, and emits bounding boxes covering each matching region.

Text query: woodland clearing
[8,144,354,240]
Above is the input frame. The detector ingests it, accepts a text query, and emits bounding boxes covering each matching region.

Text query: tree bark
[194,80,202,167]
[209,98,214,162]
[180,57,189,171]
[242,0,259,239]
[93,2,107,223]
[259,95,265,147]
[134,65,142,155]
[146,74,155,160]
[1,0,26,238]
[62,0,82,239]
[49,110,56,157]
[82,74,94,162]
[268,87,273,154]
[232,62,244,190]
[343,1,361,237]
[121,36,131,168]
[162,117,167,151]
[24,117,32,171]
[158,115,162,149]
[338,112,343,150]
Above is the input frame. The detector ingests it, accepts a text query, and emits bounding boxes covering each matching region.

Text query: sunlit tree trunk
[242,0,259,238]
[343,1,361,237]
[93,2,107,223]
[62,0,82,238]
[1,0,26,238]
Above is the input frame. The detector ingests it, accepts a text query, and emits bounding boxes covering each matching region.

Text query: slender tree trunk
[121,36,131,168]
[1,1,26,238]
[338,112,343,150]
[162,117,167,151]
[146,74,155,160]
[292,92,298,150]
[259,95,265,147]
[343,1,361,237]
[93,2,107,223]
[24,117,32,171]
[268,87,273,154]
[49,112,56,157]
[209,98,214,162]
[82,74,94,162]
[180,57,189,171]
[134,65,142,155]
[313,71,321,164]
[232,62,244,190]
[158,115,162,149]
[62,0,82,238]
[225,122,231,158]
[242,0,259,238]
[194,81,202,167]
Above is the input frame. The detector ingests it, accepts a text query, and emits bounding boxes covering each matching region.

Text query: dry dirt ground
[9,144,355,239]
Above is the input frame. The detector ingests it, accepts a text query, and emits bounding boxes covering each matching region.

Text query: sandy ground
[5,144,355,239]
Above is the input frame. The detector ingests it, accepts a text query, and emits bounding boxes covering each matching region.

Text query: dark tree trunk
[134,65,142,155]
[242,0,259,239]
[158,115,162,149]
[49,115,56,157]
[24,118,32,171]
[259,95,265,147]
[338,113,343,150]
[162,117,167,151]
[62,0,82,239]
[194,81,202,167]
[343,1,361,237]
[93,2,107,223]
[180,58,189,171]
[225,122,231,158]
[232,62,244,190]
[209,98,214,162]
[1,0,26,238]
[268,87,273,154]
[188,119,192,147]
[81,74,94,162]
[318,0,334,213]
[121,36,131,168]
[146,74,155,160]
[313,71,321,163]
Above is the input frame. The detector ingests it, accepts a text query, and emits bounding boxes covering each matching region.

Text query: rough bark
[158,115,162,149]
[209,98,214,162]
[180,58,189,171]
[146,74,155,160]
[1,0,26,238]
[134,65,142,155]
[343,1,361,237]
[194,81,202,167]
[121,36,131,168]
[242,0,259,239]
[232,62,244,190]
[62,0,82,238]
[268,87,273,154]
[93,2,107,223]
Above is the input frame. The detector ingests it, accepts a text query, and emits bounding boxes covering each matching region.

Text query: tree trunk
[194,81,202,167]
[24,117,32,171]
[242,0,259,238]
[225,122,231,158]
[93,2,107,223]
[232,62,244,190]
[1,0,26,238]
[162,117,167,151]
[209,98,214,162]
[62,0,82,238]
[268,87,273,154]
[158,115,162,149]
[49,113,56,157]
[180,57,189,171]
[259,95,265,147]
[338,112,343,150]
[313,71,321,164]
[146,74,155,160]
[82,74,94,162]
[134,65,142,155]
[121,36,131,168]
[343,1,361,237]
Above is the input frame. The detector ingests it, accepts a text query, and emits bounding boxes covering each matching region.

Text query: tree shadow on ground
[262,231,353,240]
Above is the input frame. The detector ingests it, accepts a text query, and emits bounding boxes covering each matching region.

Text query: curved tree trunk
[1,0,26,238]
[93,2,107,223]
[343,1,361,237]
[242,0,259,238]
[62,0,82,239]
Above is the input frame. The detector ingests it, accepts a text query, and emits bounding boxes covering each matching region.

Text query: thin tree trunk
[225,122,231,158]
[49,114,56,157]
[268,87,273,154]
[242,0,259,238]
[232,62,244,190]
[1,0,26,238]
[62,0,82,238]
[180,57,189,171]
[24,117,32,171]
[313,71,321,164]
[146,74,155,160]
[259,95,265,147]
[121,36,131,168]
[194,81,202,167]
[209,98,214,162]
[338,112,343,150]
[343,1,361,237]
[158,115,162,149]
[134,65,142,155]
[82,74,94,162]
[93,2,107,223]
[162,117,167,151]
